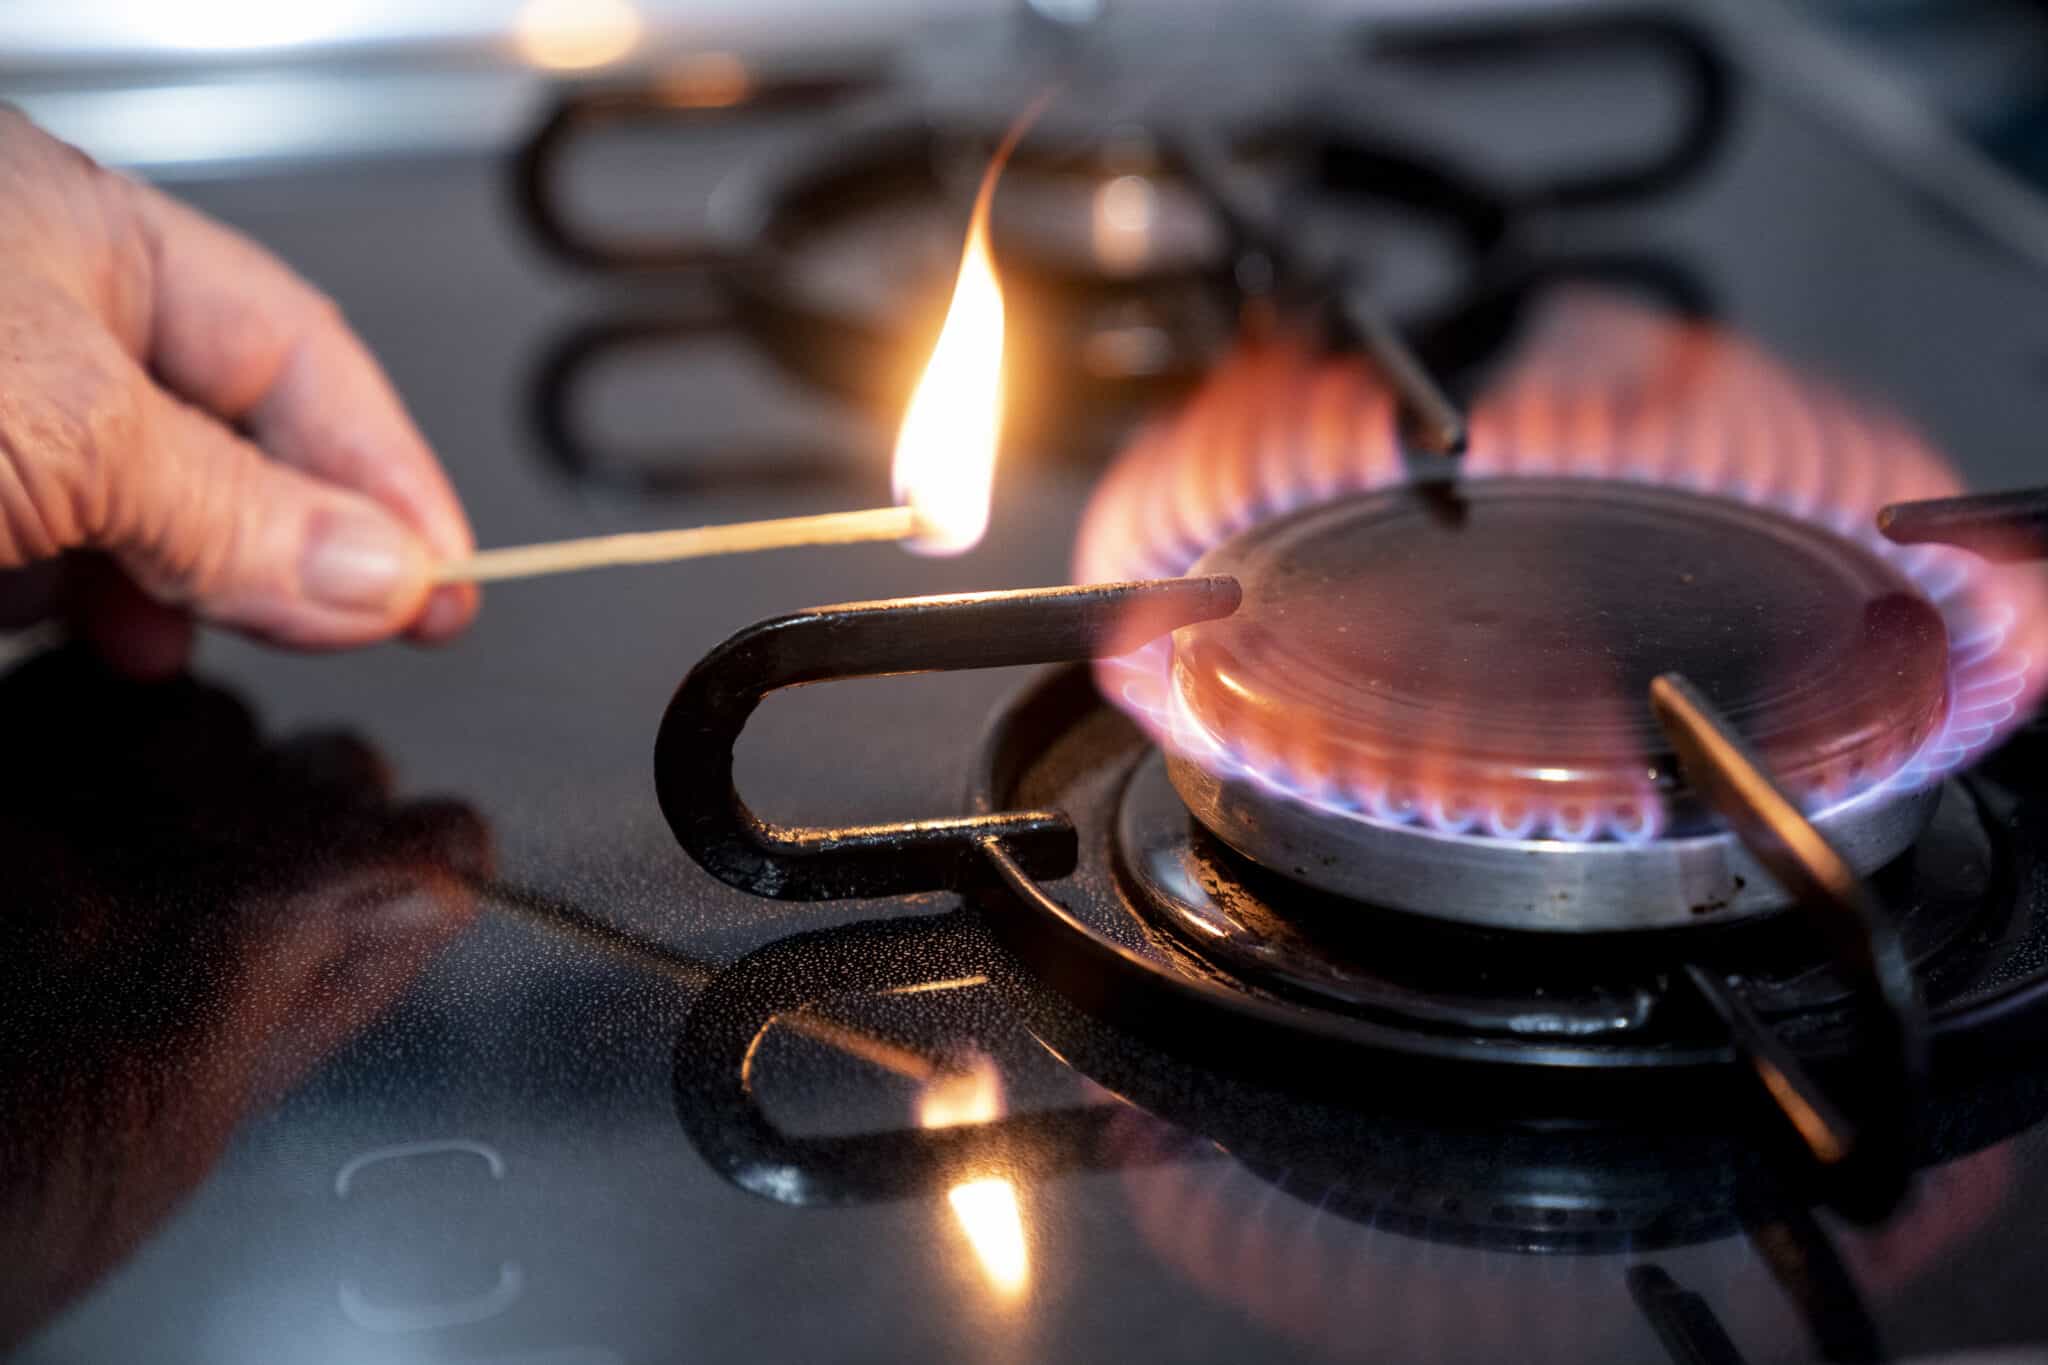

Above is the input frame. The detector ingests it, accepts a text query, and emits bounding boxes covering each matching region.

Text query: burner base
[1122,754,1983,1037]
[1167,753,1941,932]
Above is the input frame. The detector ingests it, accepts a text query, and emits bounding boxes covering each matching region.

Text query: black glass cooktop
[11,7,2048,1363]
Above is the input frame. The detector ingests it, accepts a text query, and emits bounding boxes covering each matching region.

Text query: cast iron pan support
[654,576,1242,900]
[1363,9,1732,210]
[1652,674,1928,1222]
[514,67,885,272]
[1880,486,2048,562]
[1629,1265,1749,1365]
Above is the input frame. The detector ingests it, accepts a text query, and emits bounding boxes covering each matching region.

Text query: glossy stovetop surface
[12,9,2048,1361]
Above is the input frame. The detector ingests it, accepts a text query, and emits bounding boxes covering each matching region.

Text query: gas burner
[1074,296,2048,939]
[1161,478,1949,929]
[1080,296,2048,793]
[605,11,2048,1226]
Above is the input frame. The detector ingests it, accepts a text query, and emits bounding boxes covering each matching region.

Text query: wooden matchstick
[434,505,922,585]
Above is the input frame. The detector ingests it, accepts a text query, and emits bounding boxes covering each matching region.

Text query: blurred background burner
[506,8,1736,496]
[1161,478,1951,929]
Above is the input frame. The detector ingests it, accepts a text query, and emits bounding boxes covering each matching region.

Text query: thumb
[105,389,434,648]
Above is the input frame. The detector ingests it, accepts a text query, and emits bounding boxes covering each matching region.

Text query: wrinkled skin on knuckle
[174,447,265,606]
[105,407,264,608]
[0,110,163,572]
[0,295,141,566]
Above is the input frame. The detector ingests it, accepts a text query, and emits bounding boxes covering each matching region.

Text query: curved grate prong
[1878,486,2048,561]
[1650,673,1926,1214]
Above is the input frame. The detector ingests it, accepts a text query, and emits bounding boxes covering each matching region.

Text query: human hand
[0,107,476,676]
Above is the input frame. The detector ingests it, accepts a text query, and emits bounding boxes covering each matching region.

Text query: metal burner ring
[1166,753,1941,931]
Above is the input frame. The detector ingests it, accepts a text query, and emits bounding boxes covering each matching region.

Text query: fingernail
[301,506,422,613]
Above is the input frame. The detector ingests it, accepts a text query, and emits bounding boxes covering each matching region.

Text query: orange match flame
[893,99,1050,555]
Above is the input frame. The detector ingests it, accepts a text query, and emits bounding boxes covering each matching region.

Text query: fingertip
[115,391,441,653]
[406,583,478,644]
[299,500,434,623]
[189,492,434,652]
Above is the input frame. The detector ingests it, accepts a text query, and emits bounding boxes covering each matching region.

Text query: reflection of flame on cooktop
[1077,295,2048,850]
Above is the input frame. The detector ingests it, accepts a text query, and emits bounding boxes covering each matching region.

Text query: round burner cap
[1171,478,1948,847]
